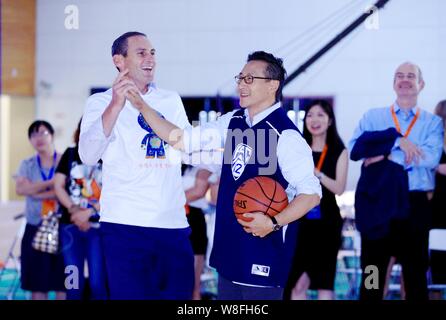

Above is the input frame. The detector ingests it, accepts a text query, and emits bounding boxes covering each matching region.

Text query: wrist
[109,99,125,113]
[68,204,79,214]
[136,100,148,111]
[269,215,282,232]
[87,204,100,222]
[316,172,324,180]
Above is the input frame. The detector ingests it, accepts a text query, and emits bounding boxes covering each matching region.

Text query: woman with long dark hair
[286,100,348,300]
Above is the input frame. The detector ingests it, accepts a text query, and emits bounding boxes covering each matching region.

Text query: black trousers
[360,191,430,300]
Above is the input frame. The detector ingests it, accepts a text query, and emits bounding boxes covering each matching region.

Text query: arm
[127,89,231,157]
[79,69,139,165]
[209,175,220,206]
[15,177,53,196]
[410,118,443,168]
[390,117,444,169]
[349,110,398,161]
[54,172,74,209]
[127,90,185,150]
[316,148,348,195]
[54,171,94,231]
[275,193,320,226]
[103,69,139,137]
[185,169,212,203]
[437,163,446,176]
[70,208,94,232]
[238,130,322,237]
[349,110,372,158]
[32,189,56,200]
[350,128,401,161]
[239,193,320,238]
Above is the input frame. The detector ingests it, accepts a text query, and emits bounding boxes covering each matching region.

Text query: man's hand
[126,89,147,112]
[399,137,424,165]
[110,69,139,111]
[364,155,385,167]
[70,208,92,232]
[237,212,274,238]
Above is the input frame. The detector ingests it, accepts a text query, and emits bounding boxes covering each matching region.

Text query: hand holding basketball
[233,176,288,222]
[237,211,275,238]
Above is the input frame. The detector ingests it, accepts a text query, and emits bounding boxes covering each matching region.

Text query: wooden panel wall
[0,96,35,202]
[1,0,36,96]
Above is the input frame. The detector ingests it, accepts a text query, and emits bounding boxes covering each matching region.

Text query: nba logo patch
[251,264,270,277]
[232,143,253,181]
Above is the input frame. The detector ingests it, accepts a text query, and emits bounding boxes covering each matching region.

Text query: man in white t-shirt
[79,31,194,300]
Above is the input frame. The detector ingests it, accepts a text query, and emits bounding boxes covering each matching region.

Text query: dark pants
[217,275,284,300]
[360,192,430,300]
[61,224,108,300]
[100,222,194,300]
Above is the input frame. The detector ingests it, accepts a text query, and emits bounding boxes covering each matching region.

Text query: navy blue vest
[209,107,300,287]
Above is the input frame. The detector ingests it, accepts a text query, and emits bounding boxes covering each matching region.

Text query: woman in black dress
[286,100,348,300]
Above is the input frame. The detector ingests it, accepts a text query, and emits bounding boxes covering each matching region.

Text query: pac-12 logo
[231,143,252,181]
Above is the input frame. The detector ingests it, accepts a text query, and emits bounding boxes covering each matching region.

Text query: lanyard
[391,105,420,138]
[36,152,57,181]
[316,145,328,171]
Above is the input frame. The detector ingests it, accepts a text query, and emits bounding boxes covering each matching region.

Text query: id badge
[41,199,56,217]
[306,205,322,220]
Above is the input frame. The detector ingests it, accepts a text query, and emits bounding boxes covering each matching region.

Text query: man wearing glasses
[127,51,321,299]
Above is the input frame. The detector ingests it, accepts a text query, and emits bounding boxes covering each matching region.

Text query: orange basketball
[233,176,288,222]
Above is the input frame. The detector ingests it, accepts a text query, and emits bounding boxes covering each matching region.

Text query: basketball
[233,176,289,222]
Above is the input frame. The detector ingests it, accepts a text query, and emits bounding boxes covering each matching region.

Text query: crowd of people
[13,31,446,300]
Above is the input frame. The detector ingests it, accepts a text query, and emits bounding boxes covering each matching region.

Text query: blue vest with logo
[209,107,300,287]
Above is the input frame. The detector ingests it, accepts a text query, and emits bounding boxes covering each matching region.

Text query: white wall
[36,0,446,190]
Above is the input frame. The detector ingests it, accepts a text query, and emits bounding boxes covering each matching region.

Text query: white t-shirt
[79,85,190,228]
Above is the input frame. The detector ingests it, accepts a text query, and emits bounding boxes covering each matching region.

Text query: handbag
[32,210,60,254]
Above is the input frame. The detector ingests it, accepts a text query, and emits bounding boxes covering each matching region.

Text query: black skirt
[20,223,66,292]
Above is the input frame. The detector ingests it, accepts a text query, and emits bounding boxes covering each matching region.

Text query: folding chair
[336,218,362,299]
[0,213,27,300]
[428,229,446,292]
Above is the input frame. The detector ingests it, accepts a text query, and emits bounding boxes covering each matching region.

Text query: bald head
[394,62,424,83]
[393,62,425,100]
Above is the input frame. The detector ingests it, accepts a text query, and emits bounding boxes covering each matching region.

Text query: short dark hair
[28,120,55,139]
[247,51,287,103]
[303,99,344,150]
[111,31,146,57]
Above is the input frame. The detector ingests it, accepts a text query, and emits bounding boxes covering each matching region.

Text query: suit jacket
[351,128,410,240]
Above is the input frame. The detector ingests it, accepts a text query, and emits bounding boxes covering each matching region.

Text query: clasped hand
[237,212,274,238]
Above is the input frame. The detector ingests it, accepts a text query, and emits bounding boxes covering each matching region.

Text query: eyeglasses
[234,74,275,85]
[31,131,50,138]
